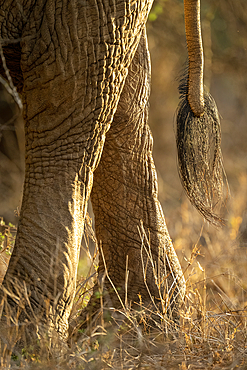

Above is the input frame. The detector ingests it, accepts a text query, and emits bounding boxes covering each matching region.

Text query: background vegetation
[1,0,247,368]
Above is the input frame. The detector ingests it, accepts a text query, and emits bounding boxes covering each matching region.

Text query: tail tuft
[176,76,227,226]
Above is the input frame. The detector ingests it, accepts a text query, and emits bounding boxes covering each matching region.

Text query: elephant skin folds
[0,0,185,354]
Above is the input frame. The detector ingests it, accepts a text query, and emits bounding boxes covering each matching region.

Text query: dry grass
[0,218,16,285]
[1,181,247,369]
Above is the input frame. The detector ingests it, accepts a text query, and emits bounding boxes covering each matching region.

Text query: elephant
[0,0,224,352]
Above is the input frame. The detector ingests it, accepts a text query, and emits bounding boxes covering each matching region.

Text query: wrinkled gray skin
[0,0,185,347]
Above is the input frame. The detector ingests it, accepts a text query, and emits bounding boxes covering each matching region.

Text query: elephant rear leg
[90,30,185,318]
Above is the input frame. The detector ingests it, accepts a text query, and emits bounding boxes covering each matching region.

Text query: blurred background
[1,0,247,308]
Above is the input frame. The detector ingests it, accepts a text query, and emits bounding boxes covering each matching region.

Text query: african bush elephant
[0,0,224,350]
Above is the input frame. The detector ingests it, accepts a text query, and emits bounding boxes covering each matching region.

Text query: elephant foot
[0,292,69,362]
[68,278,182,345]
[69,300,181,356]
[0,320,68,364]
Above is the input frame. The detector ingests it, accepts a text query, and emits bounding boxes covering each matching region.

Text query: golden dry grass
[1,182,247,369]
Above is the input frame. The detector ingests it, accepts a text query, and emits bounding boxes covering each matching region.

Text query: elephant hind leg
[88,30,185,320]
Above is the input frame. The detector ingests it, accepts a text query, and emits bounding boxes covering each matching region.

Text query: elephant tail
[176,0,228,226]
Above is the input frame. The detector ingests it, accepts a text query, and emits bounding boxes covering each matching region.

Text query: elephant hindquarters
[0,0,155,352]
